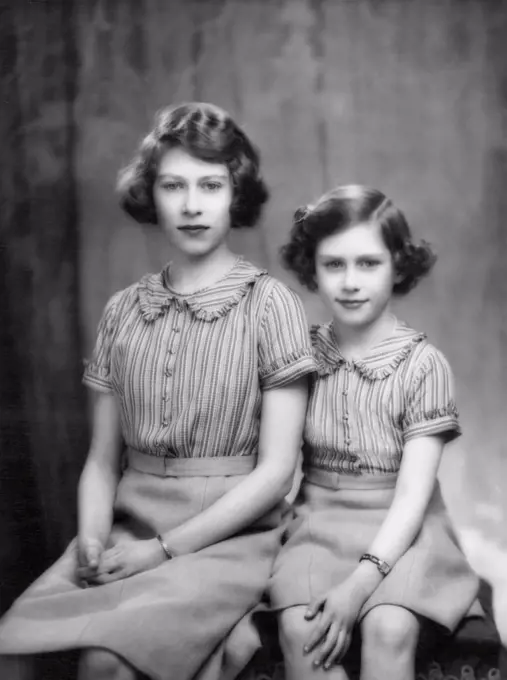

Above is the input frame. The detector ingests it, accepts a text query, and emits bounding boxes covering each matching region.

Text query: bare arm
[305,435,446,666]
[159,377,309,556]
[78,391,123,557]
[342,434,445,601]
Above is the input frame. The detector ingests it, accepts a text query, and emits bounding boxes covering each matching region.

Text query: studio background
[1,0,506,637]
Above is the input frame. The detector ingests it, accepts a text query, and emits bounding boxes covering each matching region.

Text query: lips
[337,299,368,309]
[177,224,210,233]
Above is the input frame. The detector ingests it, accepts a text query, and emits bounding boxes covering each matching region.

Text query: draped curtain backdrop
[1,0,506,622]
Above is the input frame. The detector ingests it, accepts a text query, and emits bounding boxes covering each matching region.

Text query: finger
[312,622,339,669]
[334,631,352,665]
[76,567,101,589]
[77,539,103,568]
[324,630,351,669]
[305,596,326,620]
[86,545,101,569]
[76,565,100,581]
[97,550,123,574]
[304,614,332,654]
[90,568,128,585]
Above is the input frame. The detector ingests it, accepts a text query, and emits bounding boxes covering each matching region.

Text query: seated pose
[270,184,481,680]
[0,102,316,680]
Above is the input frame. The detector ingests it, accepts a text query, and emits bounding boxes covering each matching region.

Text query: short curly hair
[117,102,269,228]
[281,184,436,295]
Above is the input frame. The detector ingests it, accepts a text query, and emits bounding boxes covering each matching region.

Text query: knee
[78,649,129,680]
[361,606,419,655]
[278,607,312,655]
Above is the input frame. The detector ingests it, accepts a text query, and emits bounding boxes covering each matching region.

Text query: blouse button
[343,413,349,421]
[162,418,168,426]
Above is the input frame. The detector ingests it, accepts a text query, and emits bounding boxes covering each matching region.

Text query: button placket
[161,310,181,429]
[342,368,352,451]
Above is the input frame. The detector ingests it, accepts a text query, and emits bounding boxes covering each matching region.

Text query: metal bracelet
[156,534,173,561]
[359,553,391,577]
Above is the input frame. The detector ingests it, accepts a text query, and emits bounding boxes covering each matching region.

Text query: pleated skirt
[270,467,481,632]
[0,453,285,680]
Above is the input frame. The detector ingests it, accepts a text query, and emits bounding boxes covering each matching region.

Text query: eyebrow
[317,252,386,259]
[157,173,229,180]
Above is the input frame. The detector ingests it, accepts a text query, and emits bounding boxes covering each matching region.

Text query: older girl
[0,103,315,680]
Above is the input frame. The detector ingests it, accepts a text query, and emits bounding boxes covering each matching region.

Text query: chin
[334,310,372,326]
[181,245,214,258]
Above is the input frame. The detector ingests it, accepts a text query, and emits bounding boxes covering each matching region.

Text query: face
[153,146,233,259]
[315,221,396,331]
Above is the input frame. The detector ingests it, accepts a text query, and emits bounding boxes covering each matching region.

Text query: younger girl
[270,185,480,680]
[0,103,315,680]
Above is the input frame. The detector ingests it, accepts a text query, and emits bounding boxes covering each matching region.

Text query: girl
[270,185,480,680]
[0,102,316,680]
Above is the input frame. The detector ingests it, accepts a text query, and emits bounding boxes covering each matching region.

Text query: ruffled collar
[137,257,267,322]
[311,319,426,380]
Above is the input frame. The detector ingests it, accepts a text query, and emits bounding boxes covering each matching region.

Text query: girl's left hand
[303,580,365,670]
[89,539,166,584]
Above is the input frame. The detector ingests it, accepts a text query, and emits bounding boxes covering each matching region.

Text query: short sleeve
[258,281,316,390]
[402,348,461,443]
[82,291,124,393]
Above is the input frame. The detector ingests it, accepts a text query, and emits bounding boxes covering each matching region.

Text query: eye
[201,181,224,192]
[324,260,344,270]
[358,258,381,269]
[159,181,184,192]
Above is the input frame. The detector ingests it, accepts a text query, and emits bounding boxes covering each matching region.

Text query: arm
[160,376,308,555]
[343,346,459,602]
[305,435,445,668]
[343,434,444,601]
[77,391,123,568]
[92,377,309,583]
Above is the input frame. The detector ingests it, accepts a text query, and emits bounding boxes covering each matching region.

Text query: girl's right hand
[76,537,104,587]
[303,580,364,670]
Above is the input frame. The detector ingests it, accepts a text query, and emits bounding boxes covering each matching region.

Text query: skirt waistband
[126,448,257,477]
[303,465,398,490]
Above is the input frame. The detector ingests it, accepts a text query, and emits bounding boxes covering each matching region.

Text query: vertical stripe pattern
[83,258,316,458]
[305,320,460,474]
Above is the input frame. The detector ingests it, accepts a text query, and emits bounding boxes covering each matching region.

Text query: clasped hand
[303,580,365,670]
[76,537,166,587]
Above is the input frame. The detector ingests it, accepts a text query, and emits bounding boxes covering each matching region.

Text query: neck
[167,246,238,294]
[333,308,395,360]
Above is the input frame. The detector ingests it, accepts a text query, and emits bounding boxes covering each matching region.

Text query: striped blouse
[304,319,460,475]
[83,258,316,459]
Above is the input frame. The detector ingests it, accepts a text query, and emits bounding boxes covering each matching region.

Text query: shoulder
[99,278,145,326]
[410,338,452,371]
[252,273,304,308]
[405,338,454,386]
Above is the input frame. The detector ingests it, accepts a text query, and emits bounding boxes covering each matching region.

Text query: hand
[86,539,166,585]
[76,537,104,587]
[303,580,365,670]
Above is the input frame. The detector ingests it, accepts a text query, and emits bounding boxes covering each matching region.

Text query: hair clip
[294,206,309,223]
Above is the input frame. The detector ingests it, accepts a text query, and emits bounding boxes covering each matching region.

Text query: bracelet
[359,553,391,577]
[156,534,173,561]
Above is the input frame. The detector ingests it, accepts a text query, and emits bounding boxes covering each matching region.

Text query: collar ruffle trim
[311,320,426,380]
[137,258,267,322]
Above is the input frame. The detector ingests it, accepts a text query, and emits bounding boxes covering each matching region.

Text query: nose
[182,188,202,217]
[342,266,360,291]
